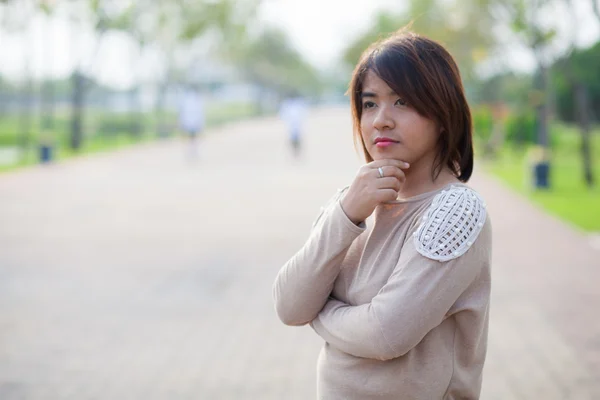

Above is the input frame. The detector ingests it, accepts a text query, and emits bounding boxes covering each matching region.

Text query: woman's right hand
[340,159,410,225]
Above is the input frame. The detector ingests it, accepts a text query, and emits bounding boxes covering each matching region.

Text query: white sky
[259,0,401,69]
[0,0,598,89]
[0,0,401,88]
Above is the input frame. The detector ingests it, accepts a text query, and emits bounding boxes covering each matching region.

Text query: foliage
[472,105,494,143]
[504,109,537,147]
[0,101,260,172]
[484,124,600,231]
[472,73,533,107]
[487,0,559,66]
[342,0,496,82]
[552,41,600,123]
[233,27,322,96]
[342,12,402,68]
[96,113,146,137]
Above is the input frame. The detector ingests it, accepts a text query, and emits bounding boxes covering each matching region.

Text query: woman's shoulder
[412,183,490,262]
[425,183,487,215]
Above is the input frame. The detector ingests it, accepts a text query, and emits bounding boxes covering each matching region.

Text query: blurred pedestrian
[273,29,492,400]
[279,92,307,158]
[178,84,205,160]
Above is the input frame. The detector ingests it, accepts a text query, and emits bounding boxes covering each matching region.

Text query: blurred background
[0,0,599,226]
[0,0,599,399]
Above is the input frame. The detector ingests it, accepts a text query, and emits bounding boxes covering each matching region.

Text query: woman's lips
[374,138,399,148]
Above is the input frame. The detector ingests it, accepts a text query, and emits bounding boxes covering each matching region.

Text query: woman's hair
[348,29,473,182]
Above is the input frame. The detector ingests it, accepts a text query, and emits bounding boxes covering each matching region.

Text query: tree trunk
[155,80,169,137]
[41,80,55,134]
[129,86,141,138]
[18,78,33,154]
[255,83,266,116]
[536,64,550,148]
[70,70,85,151]
[574,82,594,187]
[155,50,174,137]
[561,49,595,188]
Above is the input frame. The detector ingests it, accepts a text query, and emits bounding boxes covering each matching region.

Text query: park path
[0,107,599,399]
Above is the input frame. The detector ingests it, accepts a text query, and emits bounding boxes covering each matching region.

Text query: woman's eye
[362,101,376,109]
[395,98,407,106]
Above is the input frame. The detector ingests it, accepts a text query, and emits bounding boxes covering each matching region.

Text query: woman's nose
[373,105,394,130]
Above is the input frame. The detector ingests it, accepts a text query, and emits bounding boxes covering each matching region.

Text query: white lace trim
[413,186,487,262]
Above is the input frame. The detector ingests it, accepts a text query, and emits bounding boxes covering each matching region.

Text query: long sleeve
[310,219,492,360]
[273,190,365,326]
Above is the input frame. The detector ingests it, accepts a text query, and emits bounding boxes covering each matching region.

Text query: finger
[375,189,399,203]
[378,166,406,182]
[369,159,410,170]
[375,177,402,191]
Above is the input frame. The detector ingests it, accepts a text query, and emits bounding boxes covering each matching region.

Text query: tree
[65,0,134,150]
[231,27,321,112]
[484,0,566,189]
[342,12,401,68]
[36,0,60,155]
[553,44,600,187]
[179,0,322,111]
[0,0,37,155]
[342,0,496,84]
[553,42,600,122]
[145,2,183,136]
[556,0,595,187]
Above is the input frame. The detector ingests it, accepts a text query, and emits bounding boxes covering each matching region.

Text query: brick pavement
[0,107,598,399]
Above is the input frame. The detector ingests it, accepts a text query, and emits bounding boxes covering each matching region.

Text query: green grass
[0,133,153,172]
[0,101,262,173]
[482,124,600,232]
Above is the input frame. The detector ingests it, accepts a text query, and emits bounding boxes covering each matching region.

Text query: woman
[273,30,492,400]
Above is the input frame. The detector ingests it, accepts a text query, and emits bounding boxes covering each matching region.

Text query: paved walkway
[0,107,598,399]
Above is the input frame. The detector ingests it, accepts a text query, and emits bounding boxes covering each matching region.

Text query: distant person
[279,94,307,158]
[273,30,493,399]
[178,85,205,160]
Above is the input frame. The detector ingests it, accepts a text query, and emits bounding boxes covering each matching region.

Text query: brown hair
[348,30,473,182]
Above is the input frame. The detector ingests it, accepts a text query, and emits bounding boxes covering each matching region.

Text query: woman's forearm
[273,200,365,326]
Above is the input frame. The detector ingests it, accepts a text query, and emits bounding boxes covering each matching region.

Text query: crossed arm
[309,240,487,360]
[273,197,365,326]
[274,190,488,361]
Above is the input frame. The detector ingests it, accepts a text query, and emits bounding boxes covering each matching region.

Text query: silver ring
[377,167,384,178]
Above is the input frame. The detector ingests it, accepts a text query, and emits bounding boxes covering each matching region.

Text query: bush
[96,113,145,138]
[504,110,564,150]
[504,110,536,148]
[472,105,494,143]
[549,123,582,155]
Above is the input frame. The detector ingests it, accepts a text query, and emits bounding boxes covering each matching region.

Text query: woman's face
[359,70,441,169]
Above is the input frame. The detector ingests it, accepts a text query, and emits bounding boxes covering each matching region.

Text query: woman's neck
[397,163,459,200]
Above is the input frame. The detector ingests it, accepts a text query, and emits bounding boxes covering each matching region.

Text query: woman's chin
[371,153,408,162]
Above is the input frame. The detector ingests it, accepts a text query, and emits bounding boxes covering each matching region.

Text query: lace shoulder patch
[311,186,349,229]
[413,186,487,262]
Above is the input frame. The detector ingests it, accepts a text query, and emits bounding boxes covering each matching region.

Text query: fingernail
[404,162,410,168]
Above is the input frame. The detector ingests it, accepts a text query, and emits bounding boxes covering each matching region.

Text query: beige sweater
[273,183,492,399]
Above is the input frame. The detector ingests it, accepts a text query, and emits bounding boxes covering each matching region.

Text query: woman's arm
[273,188,365,326]
[311,187,491,359]
[310,236,490,359]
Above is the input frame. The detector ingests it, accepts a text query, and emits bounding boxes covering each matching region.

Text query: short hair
[348,30,474,182]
